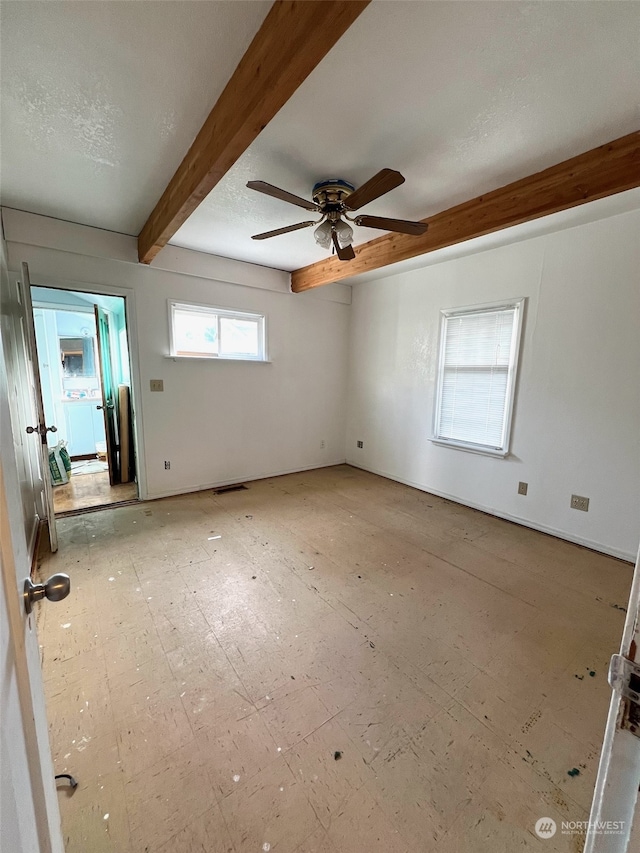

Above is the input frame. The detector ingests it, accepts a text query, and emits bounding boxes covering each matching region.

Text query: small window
[60,336,96,377]
[169,301,266,361]
[433,299,524,457]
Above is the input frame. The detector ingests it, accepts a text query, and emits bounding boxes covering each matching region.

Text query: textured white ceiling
[171,0,640,270]
[2,1,639,273]
[0,0,271,233]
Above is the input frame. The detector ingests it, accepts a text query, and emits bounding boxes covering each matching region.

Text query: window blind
[436,306,518,451]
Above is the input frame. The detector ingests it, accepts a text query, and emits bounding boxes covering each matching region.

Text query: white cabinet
[63,401,106,457]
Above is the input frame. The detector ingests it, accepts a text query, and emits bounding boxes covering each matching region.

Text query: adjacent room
[1,2,639,853]
[32,286,138,514]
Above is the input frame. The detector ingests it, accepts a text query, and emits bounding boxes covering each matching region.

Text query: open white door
[17,261,58,552]
[0,316,64,852]
[585,544,640,851]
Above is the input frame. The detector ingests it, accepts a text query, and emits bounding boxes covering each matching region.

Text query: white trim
[169,298,267,322]
[432,297,525,456]
[168,299,267,361]
[164,355,272,363]
[144,459,347,501]
[346,461,636,563]
[429,438,509,458]
[439,299,524,318]
[16,276,149,501]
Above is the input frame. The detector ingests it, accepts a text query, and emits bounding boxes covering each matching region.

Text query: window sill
[165,355,271,363]
[430,438,509,458]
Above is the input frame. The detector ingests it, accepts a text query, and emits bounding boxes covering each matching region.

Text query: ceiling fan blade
[247,181,319,211]
[251,221,317,240]
[332,230,355,261]
[343,169,405,211]
[355,215,428,236]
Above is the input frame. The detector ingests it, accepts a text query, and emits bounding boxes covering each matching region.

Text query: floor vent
[213,483,248,495]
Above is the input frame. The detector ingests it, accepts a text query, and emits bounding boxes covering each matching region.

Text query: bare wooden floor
[38,465,633,852]
[53,470,138,514]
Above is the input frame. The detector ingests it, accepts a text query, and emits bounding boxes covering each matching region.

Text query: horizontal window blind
[435,305,520,451]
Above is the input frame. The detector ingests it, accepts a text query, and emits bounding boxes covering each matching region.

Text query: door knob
[26,424,57,436]
[96,402,114,411]
[24,573,71,614]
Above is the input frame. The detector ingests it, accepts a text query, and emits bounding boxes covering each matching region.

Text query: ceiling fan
[247,168,428,261]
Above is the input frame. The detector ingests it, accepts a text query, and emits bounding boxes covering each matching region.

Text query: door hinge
[608,653,640,737]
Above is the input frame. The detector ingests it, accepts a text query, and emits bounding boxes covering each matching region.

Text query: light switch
[150,379,164,392]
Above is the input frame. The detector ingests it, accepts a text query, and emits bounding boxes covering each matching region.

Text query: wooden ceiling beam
[291,131,640,292]
[138,0,370,264]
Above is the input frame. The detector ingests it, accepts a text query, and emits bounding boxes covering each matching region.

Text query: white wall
[5,205,638,559]
[346,208,640,561]
[133,270,349,497]
[3,210,351,500]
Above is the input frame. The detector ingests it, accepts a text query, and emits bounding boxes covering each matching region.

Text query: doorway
[31,286,138,514]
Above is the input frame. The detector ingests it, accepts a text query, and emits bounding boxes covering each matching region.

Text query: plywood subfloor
[53,470,137,514]
[38,465,633,853]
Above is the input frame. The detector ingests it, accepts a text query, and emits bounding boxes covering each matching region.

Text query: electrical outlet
[320,439,326,449]
[164,460,170,470]
[150,379,164,392]
[518,481,528,496]
[357,440,364,449]
[571,494,589,512]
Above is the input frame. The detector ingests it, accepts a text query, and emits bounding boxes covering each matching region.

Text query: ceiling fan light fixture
[334,219,354,249]
[248,169,421,261]
[313,219,333,250]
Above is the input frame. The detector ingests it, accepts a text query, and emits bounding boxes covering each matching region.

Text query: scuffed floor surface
[38,465,633,853]
[53,470,138,514]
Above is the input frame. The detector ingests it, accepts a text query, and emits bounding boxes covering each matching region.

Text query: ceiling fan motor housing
[311,179,355,210]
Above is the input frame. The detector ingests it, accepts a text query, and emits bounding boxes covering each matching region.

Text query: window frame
[168,300,267,362]
[431,297,525,458]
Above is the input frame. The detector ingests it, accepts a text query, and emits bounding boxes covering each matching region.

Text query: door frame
[20,274,149,502]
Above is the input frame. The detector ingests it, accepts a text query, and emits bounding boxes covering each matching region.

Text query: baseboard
[145,459,348,502]
[28,518,45,576]
[346,461,636,563]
